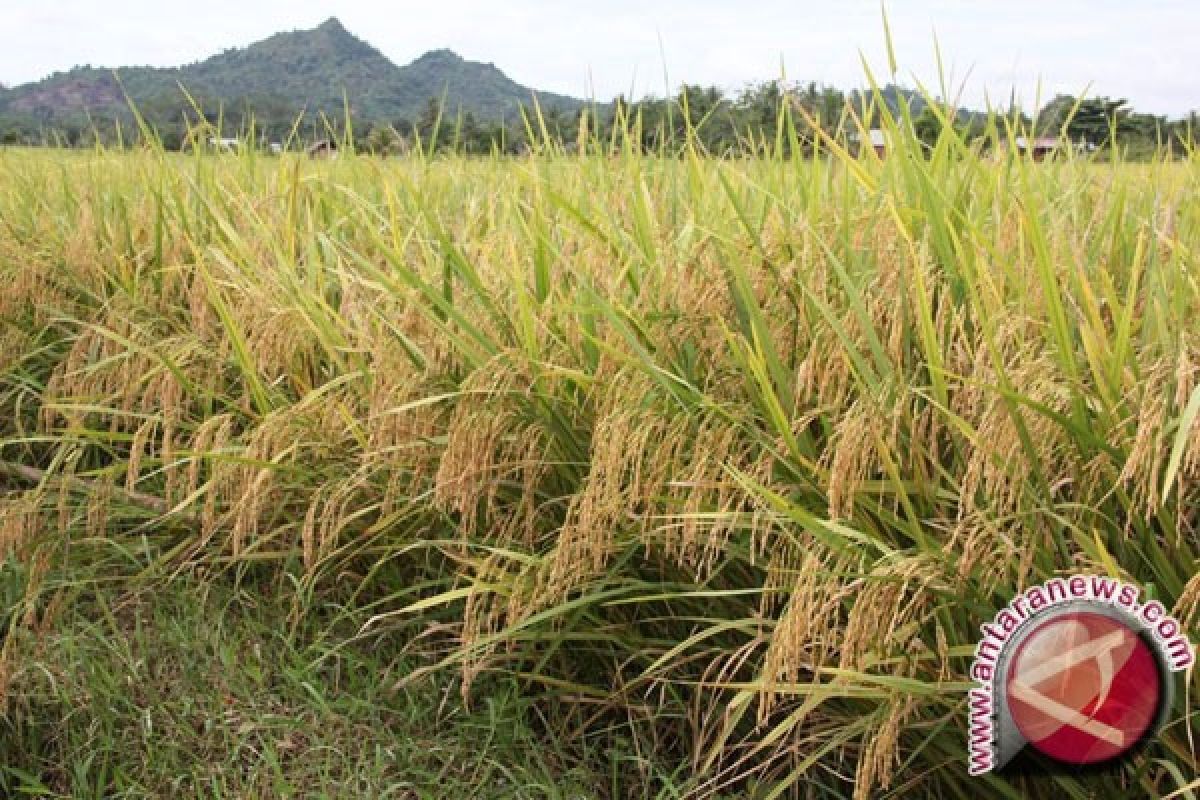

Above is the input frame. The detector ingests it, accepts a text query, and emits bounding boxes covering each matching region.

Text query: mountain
[0,18,582,131]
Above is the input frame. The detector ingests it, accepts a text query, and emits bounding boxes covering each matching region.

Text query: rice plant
[0,94,1196,798]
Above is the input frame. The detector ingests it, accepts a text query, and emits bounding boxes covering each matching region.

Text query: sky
[1,1,1197,116]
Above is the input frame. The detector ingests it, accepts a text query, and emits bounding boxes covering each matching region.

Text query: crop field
[0,119,1197,798]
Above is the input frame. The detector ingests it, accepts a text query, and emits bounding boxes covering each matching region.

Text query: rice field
[0,114,1197,798]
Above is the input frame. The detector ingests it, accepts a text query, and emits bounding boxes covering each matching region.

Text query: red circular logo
[1005,611,1162,765]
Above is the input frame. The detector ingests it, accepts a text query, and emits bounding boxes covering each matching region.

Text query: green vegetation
[0,566,611,798]
[0,91,1196,798]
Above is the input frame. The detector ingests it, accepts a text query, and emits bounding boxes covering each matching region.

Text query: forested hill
[0,18,583,134]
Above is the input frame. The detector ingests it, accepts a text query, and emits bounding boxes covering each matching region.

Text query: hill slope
[0,18,581,128]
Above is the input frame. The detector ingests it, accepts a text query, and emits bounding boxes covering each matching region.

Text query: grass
[0,560,612,799]
[0,95,1197,798]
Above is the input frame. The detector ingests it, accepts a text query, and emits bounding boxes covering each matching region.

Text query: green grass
[0,564,614,799]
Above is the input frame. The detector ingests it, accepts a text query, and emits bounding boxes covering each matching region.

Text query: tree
[363,123,403,155]
[1172,111,1199,149]
[1066,97,1132,147]
[1037,94,1078,135]
[913,106,943,148]
[739,81,784,139]
[415,96,450,152]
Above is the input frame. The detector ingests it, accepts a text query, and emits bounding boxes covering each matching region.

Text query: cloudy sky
[2,1,1196,116]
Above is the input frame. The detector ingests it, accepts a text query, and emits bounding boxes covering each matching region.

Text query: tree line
[1,80,1196,158]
